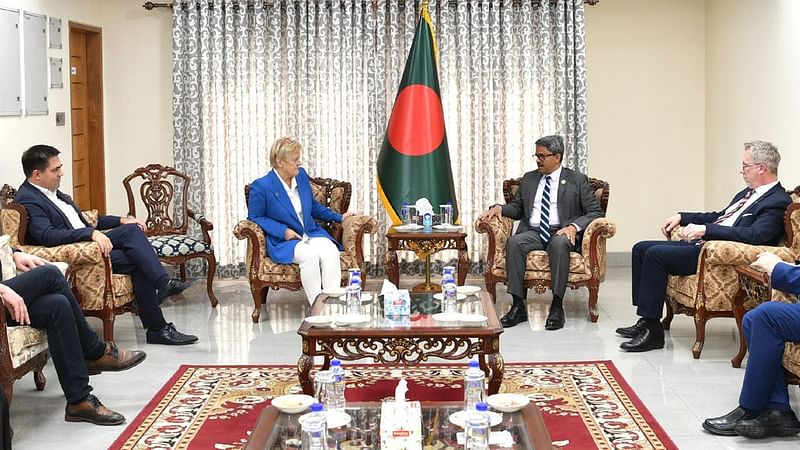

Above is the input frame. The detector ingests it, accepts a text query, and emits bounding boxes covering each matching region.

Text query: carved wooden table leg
[486,352,504,395]
[731,287,748,368]
[457,236,469,286]
[387,243,400,287]
[297,354,314,395]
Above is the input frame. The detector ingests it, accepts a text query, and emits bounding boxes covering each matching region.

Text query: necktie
[539,176,552,244]
[714,189,755,224]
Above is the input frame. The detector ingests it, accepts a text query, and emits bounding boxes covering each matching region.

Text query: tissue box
[384,289,411,317]
[380,400,422,450]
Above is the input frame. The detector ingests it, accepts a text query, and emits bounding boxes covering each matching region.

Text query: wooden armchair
[475,177,616,321]
[664,187,800,359]
[233,177,377,323]
[122,163,218,307]
[0,185,135,342]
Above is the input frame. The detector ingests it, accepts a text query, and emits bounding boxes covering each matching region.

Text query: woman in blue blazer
[247,137,352,303]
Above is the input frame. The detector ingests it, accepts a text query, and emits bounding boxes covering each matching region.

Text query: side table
[386,227,469,293]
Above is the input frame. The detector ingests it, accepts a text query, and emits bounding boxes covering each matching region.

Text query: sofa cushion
[149,235,213,257]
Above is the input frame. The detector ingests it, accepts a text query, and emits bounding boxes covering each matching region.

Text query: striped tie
[713,189,755,224]
[539,175,552,245]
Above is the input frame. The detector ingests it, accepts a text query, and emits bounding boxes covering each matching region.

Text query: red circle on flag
[387,84,445,156]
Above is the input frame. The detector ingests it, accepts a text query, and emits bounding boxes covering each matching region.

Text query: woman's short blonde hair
[269,136,302,168]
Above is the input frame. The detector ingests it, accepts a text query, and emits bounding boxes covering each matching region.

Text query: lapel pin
[561,180,566,185]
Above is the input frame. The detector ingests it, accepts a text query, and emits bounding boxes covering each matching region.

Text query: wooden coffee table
[386,227,470,293]
[297,291,504,396]
[245,401,553,449]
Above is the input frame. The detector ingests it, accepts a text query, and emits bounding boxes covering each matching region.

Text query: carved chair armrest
[475,215,514,272]
[233,219,267,275]
[702,241,796,267]
[18,241,105,266]
[187,209,214,243]
[580,218,617,280]
[341,214,377,267]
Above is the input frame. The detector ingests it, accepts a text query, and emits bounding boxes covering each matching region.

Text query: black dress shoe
[544,306,565,330]
[500,304,528,328]
[735,408,800,438]
[703,407,756,436]
[157,279,193,300]
[65,394,125,426]
[615,319,646,338]
[620,328,664,352]
[146,323,199,345]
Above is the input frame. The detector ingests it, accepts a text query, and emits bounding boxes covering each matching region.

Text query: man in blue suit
[248,137,352,303]
[15,145,198,345]
[703,252,800,439]
[617,140,792,352]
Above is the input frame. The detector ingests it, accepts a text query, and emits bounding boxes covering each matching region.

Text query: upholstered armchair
[233,177,377,323]
[0,185,135,342]
[475,177,616,322]
[664,189,800,359]
[122,163,218,307]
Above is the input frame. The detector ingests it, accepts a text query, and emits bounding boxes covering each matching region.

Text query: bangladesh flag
[377,3,458,225]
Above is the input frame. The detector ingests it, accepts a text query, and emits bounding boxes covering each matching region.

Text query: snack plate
[433,224,463,231]
[272,394,314,414]
[456,285,481,295]
[322,287,347,297]
[394,224,424,232]
[459,314,488,326]
[305,315,335,327]
[486,393,530,413]
[333,314,371,326]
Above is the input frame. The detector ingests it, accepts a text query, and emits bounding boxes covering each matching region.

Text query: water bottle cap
[403,201,409,205]
[468,360,480,368]
[311,403,324,412]
[331,359,341,367]
[476,402,489,411]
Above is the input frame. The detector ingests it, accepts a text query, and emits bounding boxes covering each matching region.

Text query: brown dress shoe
[65,394,125,425]
[85,342,147,375]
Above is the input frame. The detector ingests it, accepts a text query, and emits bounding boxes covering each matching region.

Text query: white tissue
[380,279,399,297]
[414,198,434,216]
[395,378,408,404]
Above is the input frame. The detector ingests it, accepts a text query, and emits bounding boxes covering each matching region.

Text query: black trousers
[631,240,701,319]
[2,265,105,404]
[106,223,169,329]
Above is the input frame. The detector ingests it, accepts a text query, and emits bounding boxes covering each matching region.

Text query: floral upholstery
[8,327,48,369]
[475,177,616,322]
[0,203,135,341]
[234,177,377,323]
[149,235,213,257]
[665,198,800,359]
[784,343,800,376]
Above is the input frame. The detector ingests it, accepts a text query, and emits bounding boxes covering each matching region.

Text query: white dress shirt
[31,183,87,230]
[274,169,308,240]
[529,166,563,229]
[717,181,779,227]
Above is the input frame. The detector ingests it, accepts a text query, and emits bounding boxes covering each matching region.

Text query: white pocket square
[741,213,754,217]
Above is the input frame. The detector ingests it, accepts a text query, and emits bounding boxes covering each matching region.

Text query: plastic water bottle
[345,279,362,315]
[442,272,457,314]
[464,360,486,411]
[301,403,328,449]
[401,202,410,224]
[423,212,433,231]
[464,402,490,449]
[347,268,362,289]
[328,359,346,412]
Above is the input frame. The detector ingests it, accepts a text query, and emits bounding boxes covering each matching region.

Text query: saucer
[456,285,481,295]
[432,312,462,323]
[433,292,467,301]
[448,410,502,427]
[486,393,529,413]
[322,287,347,298]
[433,224,462,231]
[333,314,371,326]
[271,394,314,414]
[304,315,335,327]
[299,410,352,429]
[360,293,374,302]
[459,314,488,326]
[394,224,424,232]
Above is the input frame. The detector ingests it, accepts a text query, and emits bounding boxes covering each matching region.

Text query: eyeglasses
[535,153,557,161]
[741,162,764,170]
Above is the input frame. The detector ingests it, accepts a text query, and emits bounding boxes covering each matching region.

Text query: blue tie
[539,175,552,245]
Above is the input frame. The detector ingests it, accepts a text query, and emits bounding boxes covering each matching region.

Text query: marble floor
[9,266,800,449]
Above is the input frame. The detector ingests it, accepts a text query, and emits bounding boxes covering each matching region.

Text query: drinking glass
[439,204,453,226]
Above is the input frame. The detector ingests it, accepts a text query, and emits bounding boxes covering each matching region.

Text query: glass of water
[440,204,453,226]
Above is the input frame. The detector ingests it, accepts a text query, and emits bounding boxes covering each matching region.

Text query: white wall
[705,0,800,202]
[585,0,706,252]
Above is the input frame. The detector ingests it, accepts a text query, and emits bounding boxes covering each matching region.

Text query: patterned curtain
[172,0,588,278]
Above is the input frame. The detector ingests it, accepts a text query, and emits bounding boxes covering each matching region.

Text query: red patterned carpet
[111,361,676,449]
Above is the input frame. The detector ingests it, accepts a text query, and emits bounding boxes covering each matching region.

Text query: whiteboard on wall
[0,7,21,116]
[23,11,47,115]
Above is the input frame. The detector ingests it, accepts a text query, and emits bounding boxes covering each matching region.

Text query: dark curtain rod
[144,0,599,11]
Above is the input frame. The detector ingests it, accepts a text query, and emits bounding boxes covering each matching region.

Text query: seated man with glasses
[479,135,603,330]
[616,140,792,352]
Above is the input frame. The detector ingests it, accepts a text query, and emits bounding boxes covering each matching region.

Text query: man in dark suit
[480,135,603,330]
[703,252,800,439]
[617,140,792,352]
[14,144,198,345]
[1,251,145,425]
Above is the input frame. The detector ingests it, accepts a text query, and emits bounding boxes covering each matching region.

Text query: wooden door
[69,23,105,214]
